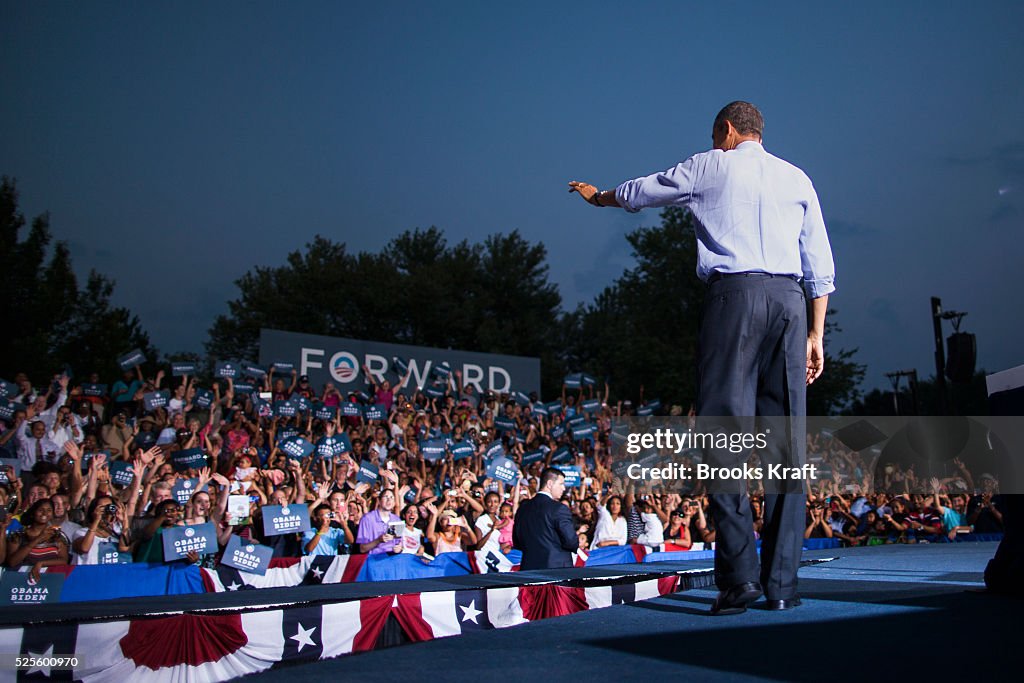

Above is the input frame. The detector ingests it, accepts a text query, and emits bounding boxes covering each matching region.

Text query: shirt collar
[537,490,553,500]
[736,140,764,152]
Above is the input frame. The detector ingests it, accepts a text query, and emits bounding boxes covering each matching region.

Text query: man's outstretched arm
[568,181,621,208]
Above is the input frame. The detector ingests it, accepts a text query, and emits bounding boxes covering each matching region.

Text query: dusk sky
[3,2,1022,394]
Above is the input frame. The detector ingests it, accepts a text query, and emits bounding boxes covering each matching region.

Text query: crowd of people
[0,364,1006,582]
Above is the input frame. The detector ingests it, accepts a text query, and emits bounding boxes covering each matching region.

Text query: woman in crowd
[591,494,628,549]
[6,499,70,579]
[72,496,133,564]
[396,504,424,555]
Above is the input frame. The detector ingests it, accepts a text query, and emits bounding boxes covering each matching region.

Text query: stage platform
[248,542,1016,682]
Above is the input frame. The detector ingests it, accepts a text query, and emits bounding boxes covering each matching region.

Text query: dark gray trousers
[697,274,808,600]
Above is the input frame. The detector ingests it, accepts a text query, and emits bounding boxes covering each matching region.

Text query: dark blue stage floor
[247,542,1017,682]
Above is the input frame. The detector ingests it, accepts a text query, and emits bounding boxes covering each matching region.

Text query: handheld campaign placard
[242,362,267,378]
[214,361,241,379]
[419,438,447,462]
[392,356,409,374]
[485,440,505,462]
[486,456,519,484]
[316,433,351,459]
[556,465,582,488]
[340,402,363,418]
[424,384,446,400]
[221,535,273,575]
[143,389,170,412]
[357,460,379,485]
[313,403,337,421]
[550,445,572,464]
[172,478,207,505]
[364,404,387,421]
[449,440,474,461]
[171,447,207,472]
[0,400,15,422]
[522,449,546,466]
[193,388,214,409]
[171,362,196,376]
[531,402,549,417]
[493,415,515,432]
[0,378,17,398]
[280,435,315,461]
[0,458,21,484]
[511,391,530,406]
[98,544,133,564]
[0,572,64,604]
[109,460,135,487]
[118,348,146,371]
[261,503,311,536]
[272,361,294,373]
[550,424,566,439]
[432,361,452,379]
[273,399,297,417]
[563,373,582,389]
[572,422,596,441]
[294,395,312,414]
[162,522,217,561]
[81,382,108,397]
[580,398,601,413]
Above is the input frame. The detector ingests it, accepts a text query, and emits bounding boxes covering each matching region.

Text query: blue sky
[3,2,1022,392]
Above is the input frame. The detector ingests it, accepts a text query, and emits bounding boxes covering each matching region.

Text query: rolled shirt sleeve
[799,185,836,299]
[615,156,699,213]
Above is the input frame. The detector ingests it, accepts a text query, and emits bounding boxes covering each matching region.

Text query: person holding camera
[5,499,70,580]
[303,504,349,556]
[71,496,133,564]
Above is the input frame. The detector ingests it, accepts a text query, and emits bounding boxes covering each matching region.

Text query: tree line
[1,176,865,413]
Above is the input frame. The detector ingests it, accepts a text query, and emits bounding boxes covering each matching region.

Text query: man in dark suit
[513,467,580,570]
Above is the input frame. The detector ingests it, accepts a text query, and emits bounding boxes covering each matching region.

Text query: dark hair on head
[86,495,114,521]
[23,499,55,526]
[401,503,418,517]
[154,499,181,517]
[539,467,566,489]
[713,101,764,138]
[313,503,331,516]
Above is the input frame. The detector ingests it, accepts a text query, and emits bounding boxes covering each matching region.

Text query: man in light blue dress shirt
[569,101,835,614]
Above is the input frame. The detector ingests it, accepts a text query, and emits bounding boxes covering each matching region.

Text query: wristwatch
[591,190,603,207]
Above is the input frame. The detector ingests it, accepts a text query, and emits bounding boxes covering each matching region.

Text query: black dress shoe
[710,582,763,616]
[764,597,802,610]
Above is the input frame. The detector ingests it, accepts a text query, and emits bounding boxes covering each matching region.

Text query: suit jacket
[512,493,579,570]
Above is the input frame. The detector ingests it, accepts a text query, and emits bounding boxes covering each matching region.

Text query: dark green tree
[0,176,154,383]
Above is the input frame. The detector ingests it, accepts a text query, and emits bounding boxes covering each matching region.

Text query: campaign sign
[646,399,662,412]
[449,440,475,461]
[172,447,207,472]
[233,382,255,395]
[274,400,297,418]
[580,398,601,413]
[242,362,267,378]
[357,460,379,485]
[0,572,64,604]
[566,414,586,428]
[262,503,311,537]
[276,428,299,444]
[563,373,582,389]
[572,422,596,442]
[172,478,207,505]
[512,391,530,406]
[522,449,545,466]
[118,348,146,371]
[214,361,241,379]
[171,362,196,376]
[392,356,409,374]
[221,535,273,575]
[0,400,15,422]
[81,382,108,397]
[493,415,515,432]
[581,373,597,387]
[432,361,452,379]
[424,384,445,400]
[109,460,135,487]
[550,424,566,439]
[0,379,17,398]
[272,361,295,373]
[135,431,158,451]
[545,400,563,415]
[193,388,214,409]
[98,545,133,564]
[364,404,387,421]
[550,446,572,464]
[486,456,519,484]
[143,389,170,412]
[0,457,21,484]
[316,433,350,459]
[485,440,505,462]
[557,465,583,488]
[636,405,654,416]
[294,395,312,414]
[162,522,217,561]
[419,438,447,462]
[340,402,363,418]
[281,436,315,461]
[78,449,110,473]
[313,403,337,421]
[531,402,549,417]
